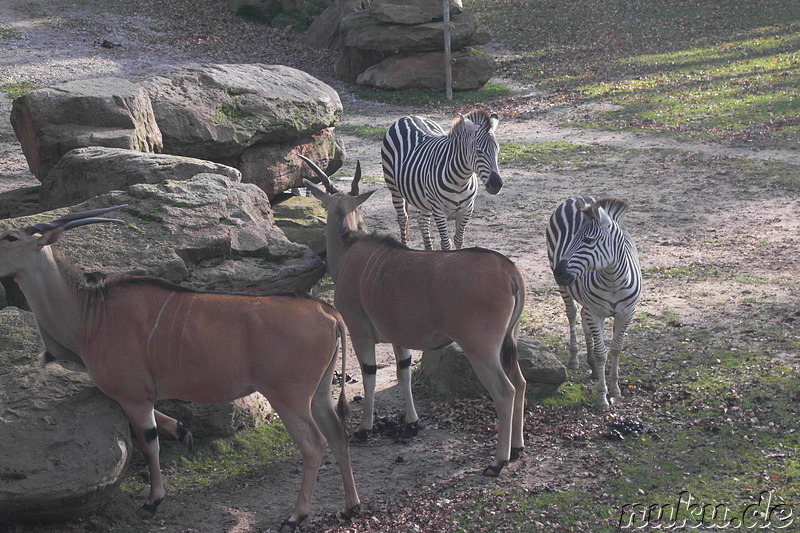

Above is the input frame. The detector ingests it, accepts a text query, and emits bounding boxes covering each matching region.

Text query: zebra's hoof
[510,447,524,461]
[353,429,371,442]
[610,395,624,406]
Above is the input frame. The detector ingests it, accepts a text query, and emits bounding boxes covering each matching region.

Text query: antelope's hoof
[482,461,507,477]
[510,447,524,462]
[402,421,419,438]
[353,429,371,442]
[280,515,307,532]
[341,504,361,520]
[178,422,194,450]
[139,499,162,516]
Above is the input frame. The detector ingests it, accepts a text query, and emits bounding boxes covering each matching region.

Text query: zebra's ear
[576,197,600,219]
[488,113,499,134]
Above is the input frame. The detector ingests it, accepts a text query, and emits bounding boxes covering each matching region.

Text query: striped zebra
[546,196,642,411]
[381,109,502,250]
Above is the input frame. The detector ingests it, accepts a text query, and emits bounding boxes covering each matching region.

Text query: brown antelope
[300,155,527,476]
[0,206,360,531]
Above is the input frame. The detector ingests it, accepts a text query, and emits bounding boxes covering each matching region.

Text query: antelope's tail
[501,270,526,372]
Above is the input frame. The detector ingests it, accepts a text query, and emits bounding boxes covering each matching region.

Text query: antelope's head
[0,206,127,278]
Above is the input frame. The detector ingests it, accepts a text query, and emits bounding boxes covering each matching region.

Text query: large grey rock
[420,337,567,398]
[357,49,495,91]
[0,174,326,295]
[342,10,487,52]
[302,0,372,50]
[370,0,462,25]
[144,64,342,161]
[10,77,162,182]
[0,307,131,523]
[272,195,328,256]
[233,127,344,198]
[40,147,243,210]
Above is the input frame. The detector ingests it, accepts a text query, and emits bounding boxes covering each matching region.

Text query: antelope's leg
[351,335,377,439]
[154,409,193,449]
[417,211,435,251]
[506,359,526,459]
[393,345,419,430]
[431,209,452,251]
[560,289,580,370]
[123,404,164,513]
[274,403,326,528]
[467,354,516,475]
[310,370,360,515]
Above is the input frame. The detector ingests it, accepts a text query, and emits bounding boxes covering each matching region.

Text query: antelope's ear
[354,189,377,208]
[37,227,64,247]
[304,179,331,206]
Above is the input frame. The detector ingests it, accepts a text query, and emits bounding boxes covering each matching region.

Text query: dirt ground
[1,1,799,532]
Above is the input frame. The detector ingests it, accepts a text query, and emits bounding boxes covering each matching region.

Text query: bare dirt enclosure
[1,1,799,532]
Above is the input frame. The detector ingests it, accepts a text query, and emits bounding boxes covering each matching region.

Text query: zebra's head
[551,197,630,287]
[458,110,503,195]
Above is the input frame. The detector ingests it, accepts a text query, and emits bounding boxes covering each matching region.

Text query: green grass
[335,124,387,140]
[499,141,619,167]
[470,0,800,144]
[1,81,37,99]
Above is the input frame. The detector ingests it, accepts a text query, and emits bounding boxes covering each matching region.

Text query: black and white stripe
[546,196,642,410]
[381,110,502,250]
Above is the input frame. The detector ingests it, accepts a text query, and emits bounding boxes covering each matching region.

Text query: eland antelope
[546,196,642,411]
[0,206,360,531]
[301,155,526,477]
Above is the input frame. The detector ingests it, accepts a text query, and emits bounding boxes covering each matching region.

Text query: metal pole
[443,0,453,100]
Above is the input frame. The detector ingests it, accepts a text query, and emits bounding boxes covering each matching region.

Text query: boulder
[156,394,274,437]
[233,127,344,198]
[335,47,392,84]
[9,77,162,182]
[40,147,243,210]
[0,307,131,523]
[144,64,342,161]
[272,195,328,256]
[302,0,372,50]
[357,49,495,91]
[0,174,326,295]
[420,337,567,398]
[370,0,463,25]
[342,10,488,52]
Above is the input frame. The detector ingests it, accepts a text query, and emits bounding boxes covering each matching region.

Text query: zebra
[546,196,642,411]
[381,109,503,250]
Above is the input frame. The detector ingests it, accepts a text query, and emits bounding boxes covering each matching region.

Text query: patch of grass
[472,0,800,143]
[1,81,38,99]
[0,23,22,39]
[352,83,511,107]
[335,124,386,140]
[500,141,617,167]
[120,419,294,496]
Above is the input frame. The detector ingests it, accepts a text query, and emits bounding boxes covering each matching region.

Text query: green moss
[1,81,37,99]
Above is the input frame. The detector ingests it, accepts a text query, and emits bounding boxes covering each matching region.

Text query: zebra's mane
[596,197,630,221]
[449,109,493,137]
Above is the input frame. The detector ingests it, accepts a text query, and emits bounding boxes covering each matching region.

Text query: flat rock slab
[0,307,131,524]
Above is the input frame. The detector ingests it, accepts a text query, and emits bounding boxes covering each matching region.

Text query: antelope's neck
[15,248,85,352]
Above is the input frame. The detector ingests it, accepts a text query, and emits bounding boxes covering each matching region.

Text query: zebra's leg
[418,211,435,250]
[393,345,419,436]
[583,312,610,411]
[432,209,453,250]
[389,189,411,244]
[452,206,473,250]
[580,307,599,378]
[607,313,633,403]
[560,289,580,370]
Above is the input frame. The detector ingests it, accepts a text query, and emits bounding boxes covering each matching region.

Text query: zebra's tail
[501,270,526,373]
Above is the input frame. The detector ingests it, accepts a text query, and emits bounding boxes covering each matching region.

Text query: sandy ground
[1,1,799,532]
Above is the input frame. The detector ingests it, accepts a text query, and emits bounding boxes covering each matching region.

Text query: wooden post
[443,0,453,100]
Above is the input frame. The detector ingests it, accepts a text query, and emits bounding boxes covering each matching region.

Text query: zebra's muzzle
[553,260,576,286]
[484,172,503,195]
